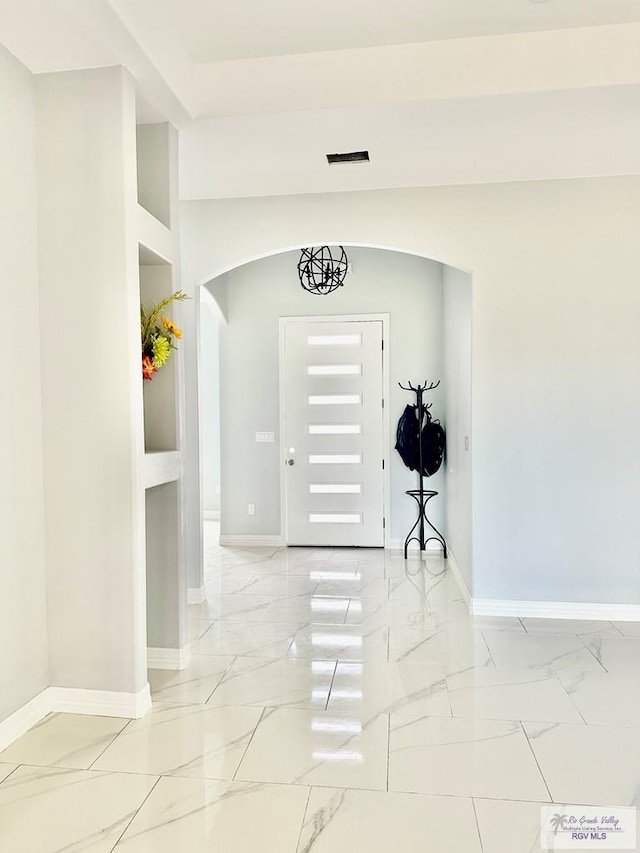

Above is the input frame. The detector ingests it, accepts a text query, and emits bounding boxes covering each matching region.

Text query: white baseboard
[188,586,206,605]
[47,684,152,718]
[470,598,640,622]
[147,646,192,670]
[446,550,472,608]
[203,510,220,521]
[0,691,51,753]
[443,555,640,622]
[0,682,152,753]
[219,534,283,547]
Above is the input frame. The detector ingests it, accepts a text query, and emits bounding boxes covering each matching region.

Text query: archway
[194,243,472,602]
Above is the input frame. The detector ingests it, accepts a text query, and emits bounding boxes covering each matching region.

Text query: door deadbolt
[286,458,295,466]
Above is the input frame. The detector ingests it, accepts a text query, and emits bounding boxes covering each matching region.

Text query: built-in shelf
[136,122,172,229]
[139,244,171,266]
[143,451,181,490]
[137,204,173,265]
[137,120,186,669]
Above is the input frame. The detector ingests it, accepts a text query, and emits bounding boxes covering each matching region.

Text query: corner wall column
[37,67,148,711]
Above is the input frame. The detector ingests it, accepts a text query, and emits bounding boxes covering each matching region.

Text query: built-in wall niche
[140,261,179,453]
[136,123,172,229]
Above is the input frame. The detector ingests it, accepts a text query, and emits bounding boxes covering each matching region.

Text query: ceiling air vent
[326,150,370,165]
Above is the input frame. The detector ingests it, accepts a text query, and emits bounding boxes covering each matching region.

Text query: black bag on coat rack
[396,379,448,559]
[395,405,445,477]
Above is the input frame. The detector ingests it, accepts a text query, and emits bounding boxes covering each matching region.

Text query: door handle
[286,459,295,466]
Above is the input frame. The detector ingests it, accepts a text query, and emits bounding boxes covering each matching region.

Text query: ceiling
[130,0,640,62]
[2,1,640,120]
[1,0,639,198]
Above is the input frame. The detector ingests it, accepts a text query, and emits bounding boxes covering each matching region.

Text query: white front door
[281,318,385,547]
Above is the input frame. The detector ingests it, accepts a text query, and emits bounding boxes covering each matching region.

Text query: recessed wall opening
[198,245,472,587]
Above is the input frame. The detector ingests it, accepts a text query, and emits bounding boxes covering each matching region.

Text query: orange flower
[142,355,157,381]
[162,316,183,339]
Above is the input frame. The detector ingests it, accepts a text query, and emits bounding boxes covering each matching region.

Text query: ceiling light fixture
[298,245,349,295]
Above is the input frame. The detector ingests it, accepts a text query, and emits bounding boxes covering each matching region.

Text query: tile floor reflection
[1,520,640,852]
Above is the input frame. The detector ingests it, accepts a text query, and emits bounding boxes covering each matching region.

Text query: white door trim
[279,314,391,548]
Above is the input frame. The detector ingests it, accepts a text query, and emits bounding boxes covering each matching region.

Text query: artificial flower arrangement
[140,290,189,381]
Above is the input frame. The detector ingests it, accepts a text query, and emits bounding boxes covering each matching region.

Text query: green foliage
[140,290,188,354]
[140,290,189,378]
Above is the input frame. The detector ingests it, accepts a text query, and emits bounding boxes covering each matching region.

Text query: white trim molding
[0,691,51,754]
[219,534,283,547]
[147,646,192,670]
[470,597,640,622]
[444,555,640,622]
[0,683,152,753]
[446,550,472,608]
[188,586,206,605]
[47,684,152,718]
[203,510,220,521]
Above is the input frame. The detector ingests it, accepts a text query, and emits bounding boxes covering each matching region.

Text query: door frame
[278,313,391,549]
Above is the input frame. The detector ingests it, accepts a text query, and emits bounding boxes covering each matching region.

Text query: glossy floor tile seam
[48,761,569,807]
[575,633,608,670]
[0,761,160,783]
[548,669,589,726]
[143,774,560,804]
[200,654,242,704]
[87,718,136,771]
[577,631,640,673]
[195,619,302,648]
[470,798,485,852]
[444,708,582,728]
[324,661,339,710]
[519,721,554,804]
[481,628,611,672]
[231,706,268,783]
[0,760,345,792]
[206,657,338,711]
[0,764,20,785]
[197,599,413,629]
[106,774,163,853]
[483,631,497,668]
[78,767,563,806]
[517,618,621,636]
[293,786,314,853]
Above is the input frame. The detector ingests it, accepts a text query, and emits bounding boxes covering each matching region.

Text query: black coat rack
[398,380,448,560]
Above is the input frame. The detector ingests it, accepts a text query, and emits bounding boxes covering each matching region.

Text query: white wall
[0,44,49,723]
[199,295,221,514]
[182,174,640,605]
[37,67,147,694]
[180,84,640,201]
[212,248,445,542]
[443,268,473,590]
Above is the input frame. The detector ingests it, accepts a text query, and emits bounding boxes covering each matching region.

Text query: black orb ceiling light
[298,245,349,295]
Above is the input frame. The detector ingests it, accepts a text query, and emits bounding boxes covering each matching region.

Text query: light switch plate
[256,431,275,443]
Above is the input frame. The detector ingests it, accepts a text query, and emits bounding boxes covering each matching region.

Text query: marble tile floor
[2,530,640,851]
